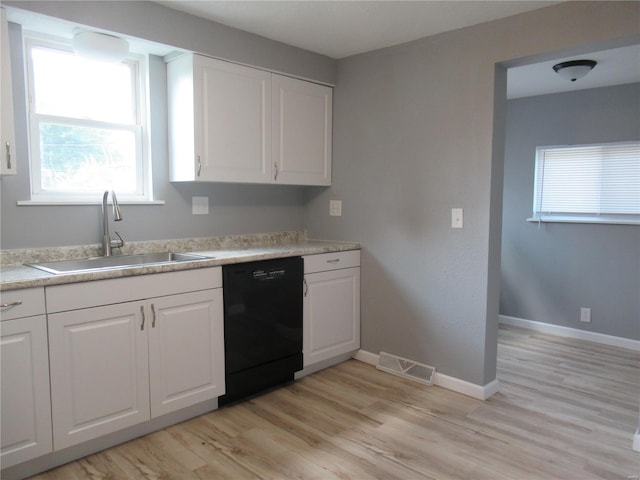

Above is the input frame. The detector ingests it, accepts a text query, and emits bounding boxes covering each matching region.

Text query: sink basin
[28,252,209,275]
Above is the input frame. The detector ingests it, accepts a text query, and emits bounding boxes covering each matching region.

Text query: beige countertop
[0,240,360,291]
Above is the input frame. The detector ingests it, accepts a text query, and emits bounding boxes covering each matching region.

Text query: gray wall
[501,84,640,340]
[305,2,640,386]
[1,1,336,249]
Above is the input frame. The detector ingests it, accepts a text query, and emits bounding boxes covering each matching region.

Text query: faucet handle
[111,231,125,253]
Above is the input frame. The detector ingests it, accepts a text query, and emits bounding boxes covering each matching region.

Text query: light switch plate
[192,196,209,215]
[330,200,342,217]
[452,208,463,228]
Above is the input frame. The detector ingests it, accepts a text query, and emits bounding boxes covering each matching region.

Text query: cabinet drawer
[303,250,360,274]
[46,267,222,313]
[0,288,46,321]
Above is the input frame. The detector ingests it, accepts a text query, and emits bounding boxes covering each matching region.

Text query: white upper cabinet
[167,54,332,186]
[1,8,16,176]
[272,74,332,186]
[168,55,271,183]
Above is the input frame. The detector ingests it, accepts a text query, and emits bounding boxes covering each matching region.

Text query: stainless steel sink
[28,252,209,275]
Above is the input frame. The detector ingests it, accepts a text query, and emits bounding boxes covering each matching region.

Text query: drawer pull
[0,300,23,308]
[327,259,340,264]
[303,278,308,297]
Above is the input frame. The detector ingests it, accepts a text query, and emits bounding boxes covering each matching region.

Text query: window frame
[23,34,153,204]
[529,141,640,226]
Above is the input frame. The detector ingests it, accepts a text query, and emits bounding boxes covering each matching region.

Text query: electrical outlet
[329,200,342,217]
[451,208,463,228]
[192,196,209,215]
[580,307,591,323]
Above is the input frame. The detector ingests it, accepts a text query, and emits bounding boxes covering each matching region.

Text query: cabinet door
[48,302,150,449]
[272,74,332,186]
[195,56,272,183]
[1,8,16,175]
[148,289,225,418]
[1,315,52,467]
[303,267,360,366]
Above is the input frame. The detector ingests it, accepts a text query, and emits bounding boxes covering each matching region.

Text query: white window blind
[532,142,640,225]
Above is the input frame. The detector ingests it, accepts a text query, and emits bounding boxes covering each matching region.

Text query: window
[532,142,640,225]
[24,36,151,203]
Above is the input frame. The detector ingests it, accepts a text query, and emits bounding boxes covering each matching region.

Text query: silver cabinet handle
[327,259,340,264]
[197,155,202,177]
[151,303,156,328]
[274,162,278,181]
[5,141,10,170]
[303,278,308,297]
[140,306,146,331]
[0,300,23,308]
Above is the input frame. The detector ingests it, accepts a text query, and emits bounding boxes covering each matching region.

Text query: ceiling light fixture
[72,30,129,63]
[552,59,597,82]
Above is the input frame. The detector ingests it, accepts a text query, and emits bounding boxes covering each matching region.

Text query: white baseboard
[634,428,640,453]
[434,373,501,400]
[352,349,500,400]
[499,315,640,351]
[352,349,379,365]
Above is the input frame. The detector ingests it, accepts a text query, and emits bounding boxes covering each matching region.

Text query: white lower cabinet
[303,251,360,367]
[149,289,225,418]
[1,314,53,468]
[46,268,224,450]
[48,301,151,450]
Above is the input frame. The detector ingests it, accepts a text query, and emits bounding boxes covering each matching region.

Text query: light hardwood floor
[29,325,639,479]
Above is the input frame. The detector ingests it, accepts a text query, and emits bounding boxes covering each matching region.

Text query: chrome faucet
[102,190,124,256]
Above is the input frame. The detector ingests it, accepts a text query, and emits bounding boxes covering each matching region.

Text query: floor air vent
[376,352,436,386]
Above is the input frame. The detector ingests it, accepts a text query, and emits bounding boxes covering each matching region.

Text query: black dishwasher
[219,256,303,406]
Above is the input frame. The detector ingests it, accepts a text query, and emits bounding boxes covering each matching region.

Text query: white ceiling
[156,1,640,98]
[8,1,639,98]
[156,1,560,60]
[507,44,640,99]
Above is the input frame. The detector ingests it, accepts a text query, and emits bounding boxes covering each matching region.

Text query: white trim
[434,373,500,400]
[634,428,640,452]
[499,315,640,351]
[352,349,500,400]
[352,349,379,365]
[481,378,501,400]
[17,200,165,206]
[526,216,639,226]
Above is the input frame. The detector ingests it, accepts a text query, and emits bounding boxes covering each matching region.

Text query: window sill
[17,200,166,206]
[527,215,639,226]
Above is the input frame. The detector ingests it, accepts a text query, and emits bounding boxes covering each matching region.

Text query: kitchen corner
[0,229,361,477]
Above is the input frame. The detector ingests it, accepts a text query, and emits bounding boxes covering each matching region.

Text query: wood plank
[27,325,640,479]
